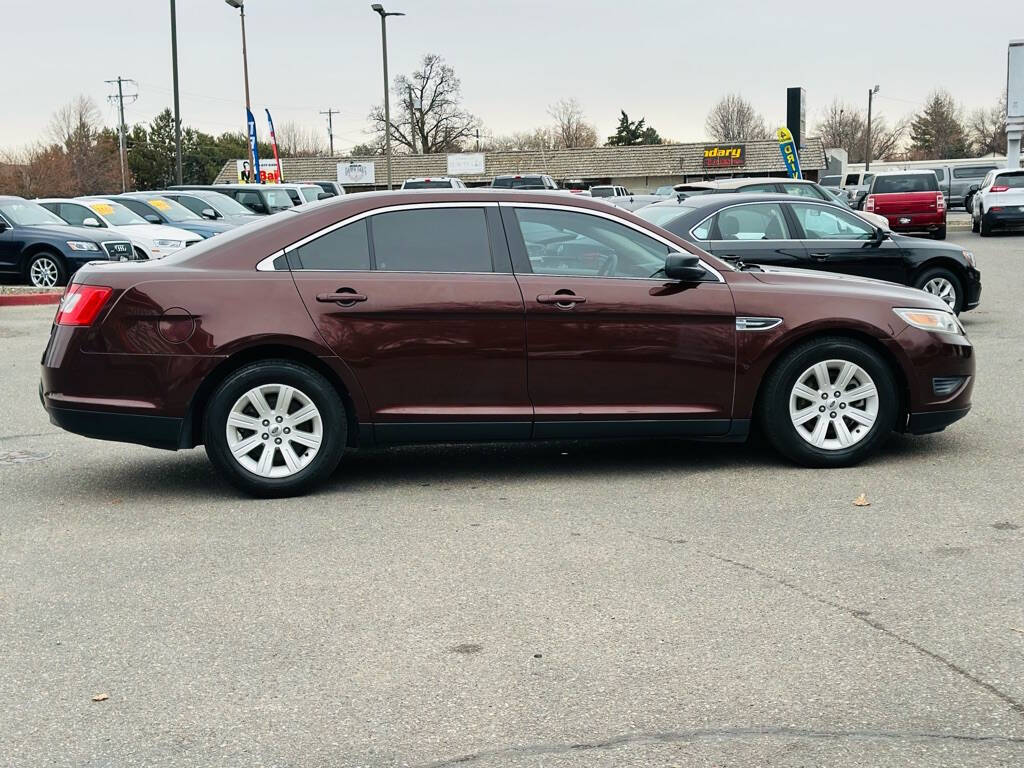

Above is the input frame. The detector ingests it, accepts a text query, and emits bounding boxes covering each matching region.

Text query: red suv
[864,171,947,239]
[41,191,974,496]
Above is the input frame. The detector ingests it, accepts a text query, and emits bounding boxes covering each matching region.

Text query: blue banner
[246,108,262,184]
[777,127,802,179]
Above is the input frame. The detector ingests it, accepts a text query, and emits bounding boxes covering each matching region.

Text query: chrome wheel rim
[225,384,323,478]
[789,359,879,451]
[922,277,956,309]
[29,257,59,287]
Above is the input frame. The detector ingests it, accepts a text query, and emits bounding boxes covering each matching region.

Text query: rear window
[820,175,842,187]
[925,167,946,181]
[402,180,454,189]
[589,188,615,197]
[871,174,939,194]
[294,220,371,270]
[301,188,321,203]
[634,205,694,227]
[371,208,492,272]
[994,172,1024,188]
[492,177,544,189]
[953,165,997,179]
[844,173,860,185]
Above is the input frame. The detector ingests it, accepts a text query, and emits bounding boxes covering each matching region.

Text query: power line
[320,109,339,156]
[105,77,138,192]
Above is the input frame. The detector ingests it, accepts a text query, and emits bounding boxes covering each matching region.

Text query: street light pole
[864,84,880,171]
[170,0,183,184]
[372,4,404,190]
[226,0,257,181]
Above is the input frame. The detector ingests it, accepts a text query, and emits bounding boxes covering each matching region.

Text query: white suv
[401,177,467,189]
[970,168,1024,236]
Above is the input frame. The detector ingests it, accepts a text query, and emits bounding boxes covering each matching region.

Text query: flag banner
[777,127,802,179]
[266,109,284,183]
[246,108,262,184]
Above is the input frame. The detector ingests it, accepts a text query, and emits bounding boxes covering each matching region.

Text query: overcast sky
[2,0,1018,152]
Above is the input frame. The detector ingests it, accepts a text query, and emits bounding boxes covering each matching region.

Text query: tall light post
[371,4,404,190]
[864,84,880,171]
[170,0,183,184]
[226,0,257,181]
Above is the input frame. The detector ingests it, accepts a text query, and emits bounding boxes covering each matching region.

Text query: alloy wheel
[225,383,323,478]
[789,359,879,451]
[29,256,60,288]
[922,277,957,310]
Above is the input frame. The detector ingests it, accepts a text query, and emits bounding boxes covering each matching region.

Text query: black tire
[759,337,899,468]
[979,211,993,237]
[931,225,946,240]
[25,251,67,288]
[914,266,963,315]
[203,360,346,497]
[971,212,980,233]
[134,246,150,260]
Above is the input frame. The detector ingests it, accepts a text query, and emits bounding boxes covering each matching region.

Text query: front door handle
[809,252,831,262]
[316,289,367,306]
[537,293,586,309]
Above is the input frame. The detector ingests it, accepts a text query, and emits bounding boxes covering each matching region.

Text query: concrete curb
[0,293,62,307]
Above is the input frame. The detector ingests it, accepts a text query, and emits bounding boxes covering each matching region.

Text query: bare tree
[274,121,326,157]
[547,98,598,149]
[968,91,1007,156]
[45,96,121,194]
[483,127,557,152]
[815,98,908,163]
[369,53,479,154]
[704,94,771,141]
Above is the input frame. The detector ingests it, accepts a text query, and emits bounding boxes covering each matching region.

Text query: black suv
[0,196,136,287]
[491,174,559,190]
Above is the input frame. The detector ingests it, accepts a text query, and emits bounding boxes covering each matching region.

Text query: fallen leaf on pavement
[1010,627,1024,635]
[853,493,871,507]
[91,693,108,702]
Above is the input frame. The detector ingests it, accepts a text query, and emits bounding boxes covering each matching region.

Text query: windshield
[140,196,201,222]
[492,177,544,189]
[87,200,148,226]
[820,175,841,187]
[872,174,938,194]
[654,186,674,196]
[0,200,68,226]
[263,189,295,210]
[634,204,694,227]
[192,191,252,216]
[403,180,454,189]
[589,187,615,198]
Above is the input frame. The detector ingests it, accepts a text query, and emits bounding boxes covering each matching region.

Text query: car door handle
[809,252,831,262]
[537,293,586,307]
[316,290,367,305]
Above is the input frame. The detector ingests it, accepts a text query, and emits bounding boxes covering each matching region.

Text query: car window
[294,220,371,270]
[953,165,997,179]
[782,182,829,200]
[862,174,874,186]
[59,203,101,226]
[263,190,295,210]
[169,195,208,216]
[993,171,1024,188]
[301,188,321,203]
[589,187,614,198]
[196,192,251,216]
[871,174,938,193]
[234,190,265,212]
[634,204,695,229]
[712,203,790,241]
[371,208,492,272]
[925,167,946,181]
[513,207,669,278]
[844,173,860,186]
[283,189,303,205]
[119,199,158,220]
[0,200,68,226]
[403,180,454,189]
[791,203,874,240]
[820,175,841,187]
[736,183,778,194]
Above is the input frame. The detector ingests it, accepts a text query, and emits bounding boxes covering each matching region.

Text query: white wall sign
[235,159,282,183]
[447,152,485,176]
[337,161,376,185]
[1009,40,1024,119]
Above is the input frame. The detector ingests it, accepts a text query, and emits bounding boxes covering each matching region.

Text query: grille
[932,376,966,397]
[103,241,135,260]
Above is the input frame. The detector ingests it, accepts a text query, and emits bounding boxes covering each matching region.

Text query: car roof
[493,173,546,178]
[647,192,822,209]
[869,169,938,177]
[0,195,28,202]
[686,177,817,190]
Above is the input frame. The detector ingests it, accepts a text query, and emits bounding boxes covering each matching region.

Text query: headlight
[66,240,100,251]
[153,239,184,249]
[962,250,976,268]
[894,308,963,335]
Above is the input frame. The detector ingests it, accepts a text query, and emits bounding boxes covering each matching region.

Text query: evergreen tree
[605,111,662,146]
[909,91,969,158]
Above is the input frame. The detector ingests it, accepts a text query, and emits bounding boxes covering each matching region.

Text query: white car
[37,198,201,259]
[400,177,467,189]
[970,168,1024,236]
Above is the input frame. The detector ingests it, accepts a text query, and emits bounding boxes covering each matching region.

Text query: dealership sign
[235,159,282,183]
[337,161,376,185]
[702,145,745,168]
[447,152,485,176]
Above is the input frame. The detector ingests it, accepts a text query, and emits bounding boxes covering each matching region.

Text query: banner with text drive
[777,127,802,179]
[245,108,262,183]
[266,109,284,183]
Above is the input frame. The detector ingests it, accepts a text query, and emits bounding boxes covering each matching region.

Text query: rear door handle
[537,293,586,307]
[316,290,367,305]
[809,252,831,262]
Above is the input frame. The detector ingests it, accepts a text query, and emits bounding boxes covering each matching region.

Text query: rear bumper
[883,213,945,232]
[983,209,1024,228]
[906,406,971,435]
[45,403,183,450]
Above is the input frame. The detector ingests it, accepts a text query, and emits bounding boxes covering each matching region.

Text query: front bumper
[890,323,974,431]
[906,406,971,434]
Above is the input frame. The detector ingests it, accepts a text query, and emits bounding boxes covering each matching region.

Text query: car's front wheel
[26,251,66,288]
[204,360,347,497]
[915,267,963,314]
[759,338,898,468]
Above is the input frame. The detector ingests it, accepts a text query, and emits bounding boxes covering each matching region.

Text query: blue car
[0,196,138,287]
[108,193,240,239]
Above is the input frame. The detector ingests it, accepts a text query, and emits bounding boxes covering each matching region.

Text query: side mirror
[968,184,980,193]
[144,213,162,224]
[872,226,888,242]
[82,217,101,228]
[664,253,706,282]
[200,207,219,219]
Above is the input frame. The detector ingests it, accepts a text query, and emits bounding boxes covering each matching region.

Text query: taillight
[55,284,112,326]
[936,193,946,212]
[864,195,875,212]
[990,185,1009,192]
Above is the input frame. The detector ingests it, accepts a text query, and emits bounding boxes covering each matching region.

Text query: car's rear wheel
[759,338,898,468]
[979,210,993,237]
[204,360,346,497]
[915,266,963,314]
[26,251,66,288]
[971,210,980,232]
[931,224,946,240]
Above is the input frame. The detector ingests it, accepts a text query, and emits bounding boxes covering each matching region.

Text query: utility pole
[475,129,480,152]
[170,0,183,184]
[320,108,338,155]
[864,84,880,171]
[106,77,138,192]
[372,4,405,189]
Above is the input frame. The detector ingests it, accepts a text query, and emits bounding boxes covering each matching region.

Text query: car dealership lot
[1,233,1022,766]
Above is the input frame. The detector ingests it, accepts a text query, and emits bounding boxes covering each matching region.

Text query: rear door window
[781,183,829,200]
[370,208,493,272]
[871,174,939,193]
[711,203,790,240]
[301,188,321,203]
[294,220,371,270]
[59,203,100,226]
[736,183,778,193]
[953,165,997,179]
[791,203,874,240]
[925,167,946,181]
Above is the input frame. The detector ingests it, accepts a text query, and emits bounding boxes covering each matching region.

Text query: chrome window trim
[690,199,875,243]
[736,317,783,331]
[503,200,726,283]
[255,201,499,272]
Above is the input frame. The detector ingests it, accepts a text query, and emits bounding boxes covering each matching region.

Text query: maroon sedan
[41,190,974,496]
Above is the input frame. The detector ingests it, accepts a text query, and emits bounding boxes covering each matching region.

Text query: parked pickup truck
[864,171,946,239]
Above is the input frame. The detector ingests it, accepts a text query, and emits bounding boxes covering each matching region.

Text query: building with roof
[214,137,827,192]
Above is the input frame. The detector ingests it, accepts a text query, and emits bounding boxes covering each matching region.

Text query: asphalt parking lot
[1,232,1022,767]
